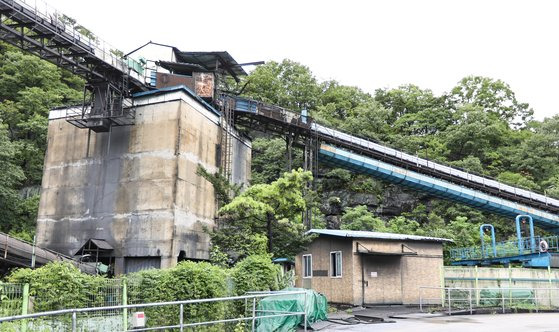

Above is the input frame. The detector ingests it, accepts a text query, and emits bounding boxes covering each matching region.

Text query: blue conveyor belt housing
[319,144,559,232]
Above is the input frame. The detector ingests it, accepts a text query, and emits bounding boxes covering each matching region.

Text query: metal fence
[0,283,25,317]
[444,266,559,290]
[0,291,308,332]
[450,235,559,261]
[419,286,559,315]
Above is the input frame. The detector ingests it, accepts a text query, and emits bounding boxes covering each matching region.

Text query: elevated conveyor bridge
[0,0,149,132]
[227,95,559,233]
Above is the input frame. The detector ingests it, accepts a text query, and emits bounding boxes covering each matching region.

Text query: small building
[295,229,452,305]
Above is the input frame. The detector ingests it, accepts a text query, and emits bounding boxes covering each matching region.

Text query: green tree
[250,138,293,185]
[375,84,452,133]
[386,216,422,235]
[509,126,559,183]
[242,59,321,111]
[449,76,533,126]
[442,105,509,167]
[0,45,83,235]
[497,171,540,191]
[0,48,82,184]
[340,205,387,232]
[0,121,25,227]
[213,169,313,262]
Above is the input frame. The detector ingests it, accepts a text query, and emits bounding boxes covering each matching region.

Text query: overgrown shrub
[126,268,167,304]
[7,262,106,312]
[3,256,286,329]
[127,261,229,329]
[231,255,281,296]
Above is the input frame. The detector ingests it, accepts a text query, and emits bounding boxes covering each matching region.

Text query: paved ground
[319,312,559,331]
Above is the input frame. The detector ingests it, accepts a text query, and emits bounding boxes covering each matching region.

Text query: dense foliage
[0,43,83,238]
[5,258,283,328]
[231,255,283,295]
[212,169,316,263]
[7,262,109,312]
[237,59,559,249]
[127,261,229,329]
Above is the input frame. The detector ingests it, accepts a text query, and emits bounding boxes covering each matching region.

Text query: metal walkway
[0,0,146,91]
[318,144,559,232]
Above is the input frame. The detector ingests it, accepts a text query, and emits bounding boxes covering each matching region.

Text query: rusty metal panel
[156,72,194,90]
[194,72,214,98]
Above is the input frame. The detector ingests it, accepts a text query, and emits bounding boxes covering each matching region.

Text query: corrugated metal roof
[90,239,114,250]
[74,238,114,255]
[306,229,453,243]
[157,60,206,74]
[172,50,247,80]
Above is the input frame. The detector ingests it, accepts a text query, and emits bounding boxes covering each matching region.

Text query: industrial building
[295,229,451,305]
[36,71,251,274]
[3,0,558,279]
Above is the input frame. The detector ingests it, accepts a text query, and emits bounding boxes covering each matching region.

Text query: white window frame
[330,251,342,278]
[302,254,312,278]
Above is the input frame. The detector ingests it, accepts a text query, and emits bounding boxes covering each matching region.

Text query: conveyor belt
[0,0,147,93]
[0,232,96,274]
[229,95,559,217]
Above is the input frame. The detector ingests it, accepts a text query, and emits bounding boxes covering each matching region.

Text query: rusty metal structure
[0,232,96,275]
[0,0,150,132]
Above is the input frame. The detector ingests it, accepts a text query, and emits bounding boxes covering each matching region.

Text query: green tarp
[479,289,535,306]
[256,288,328,332]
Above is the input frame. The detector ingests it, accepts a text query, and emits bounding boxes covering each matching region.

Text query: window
[330,251,342,277]
[303,254,312,278]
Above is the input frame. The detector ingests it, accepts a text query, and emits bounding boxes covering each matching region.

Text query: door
[362,255,403,304]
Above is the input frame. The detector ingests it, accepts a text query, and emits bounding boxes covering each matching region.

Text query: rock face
[377,186,422,217]
[320,181,427,229]
[325,215,342,229]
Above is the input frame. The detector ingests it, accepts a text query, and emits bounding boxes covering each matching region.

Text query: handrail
[0,290,309,332]
[419,286,559,315]
[450,235,559,261]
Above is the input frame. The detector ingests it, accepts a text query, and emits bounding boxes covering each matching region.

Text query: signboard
[194,72,215,98]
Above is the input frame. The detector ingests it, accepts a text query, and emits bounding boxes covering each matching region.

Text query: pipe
[516,215,535,254]
[480,224,496,258]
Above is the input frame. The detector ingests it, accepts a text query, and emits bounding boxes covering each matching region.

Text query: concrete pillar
[114,257,125,275]
[161,255,177,269]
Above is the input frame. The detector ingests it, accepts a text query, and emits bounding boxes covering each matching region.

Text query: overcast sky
[48,0,559,120]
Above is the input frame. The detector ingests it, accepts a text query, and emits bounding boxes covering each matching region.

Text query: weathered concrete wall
[36,90,251,274]
[296,236,443,305]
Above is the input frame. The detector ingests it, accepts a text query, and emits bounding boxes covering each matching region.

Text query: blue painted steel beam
[319,144,559,232]
[480,224,497,258]
[450,252,552,268]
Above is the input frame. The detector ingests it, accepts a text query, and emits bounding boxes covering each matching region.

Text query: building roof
[272,258,295,264]
[157,60,206,75]
[74,238,114,256]
[306,229,453,243]
[172,50,247,81]
[132,85,220,116]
